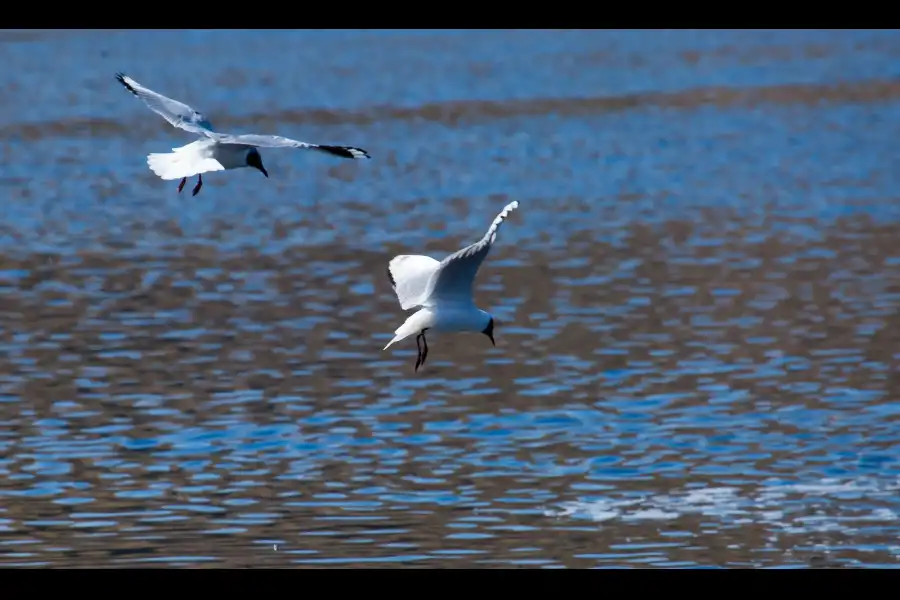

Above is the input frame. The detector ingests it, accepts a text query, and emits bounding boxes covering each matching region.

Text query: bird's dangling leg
[177,177,187,193]
[415,333,424,372]
[420,331,429,368]
[191,173,203,196]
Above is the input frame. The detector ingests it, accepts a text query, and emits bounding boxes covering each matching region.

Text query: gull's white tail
[383,309,434,350]
[146,141,224,180]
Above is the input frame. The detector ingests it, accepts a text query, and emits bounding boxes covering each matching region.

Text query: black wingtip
[115,72,137,95]
[320,145,371,160]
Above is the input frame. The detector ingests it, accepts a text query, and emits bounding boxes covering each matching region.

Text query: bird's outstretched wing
[205,133,370,160]
[426,200,520,304]
[387,254,441,310]
[115,72,214,134]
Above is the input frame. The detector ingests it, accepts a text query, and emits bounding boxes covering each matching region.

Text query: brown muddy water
[1,29,900,568]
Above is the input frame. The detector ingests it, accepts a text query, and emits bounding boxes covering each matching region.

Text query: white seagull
[114,72,370,196]
[383,200,519,372]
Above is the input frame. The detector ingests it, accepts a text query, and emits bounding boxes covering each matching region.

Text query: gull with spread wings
[115,72,370,196]
[383,201,519,372]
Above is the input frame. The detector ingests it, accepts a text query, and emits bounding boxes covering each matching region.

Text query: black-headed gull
[114,72,370,196]
[383,200,519,372]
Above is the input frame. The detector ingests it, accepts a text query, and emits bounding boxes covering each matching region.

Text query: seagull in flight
[114,72,370,196]
[383,200,519,372]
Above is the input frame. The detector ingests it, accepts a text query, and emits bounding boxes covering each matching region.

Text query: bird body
[114,72,369,195]
[383,200,519,371]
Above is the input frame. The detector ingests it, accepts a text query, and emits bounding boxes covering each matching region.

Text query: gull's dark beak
[482,318,495,346]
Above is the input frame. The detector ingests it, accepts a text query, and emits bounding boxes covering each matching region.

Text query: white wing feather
[115,72,214,134]
[387,254,441,310]
[115,73,371,160]
[427,200,519,303]
[206,133,370,160]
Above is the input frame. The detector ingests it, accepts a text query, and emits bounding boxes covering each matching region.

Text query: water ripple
[1,28,899,568]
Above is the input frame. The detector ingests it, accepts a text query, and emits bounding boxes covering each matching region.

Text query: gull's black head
[246,150,268,177]
[482,317,495,346]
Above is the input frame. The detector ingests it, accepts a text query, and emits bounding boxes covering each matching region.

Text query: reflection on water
[1,29,900,568]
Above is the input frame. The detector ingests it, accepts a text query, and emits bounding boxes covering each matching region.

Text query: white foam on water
[544,476,900,536]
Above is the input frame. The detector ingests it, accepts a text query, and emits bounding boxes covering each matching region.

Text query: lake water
[1,29,900,568]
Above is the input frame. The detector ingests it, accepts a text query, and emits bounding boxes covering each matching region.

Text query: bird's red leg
[191,174,203,196]
[177,177,187,193]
